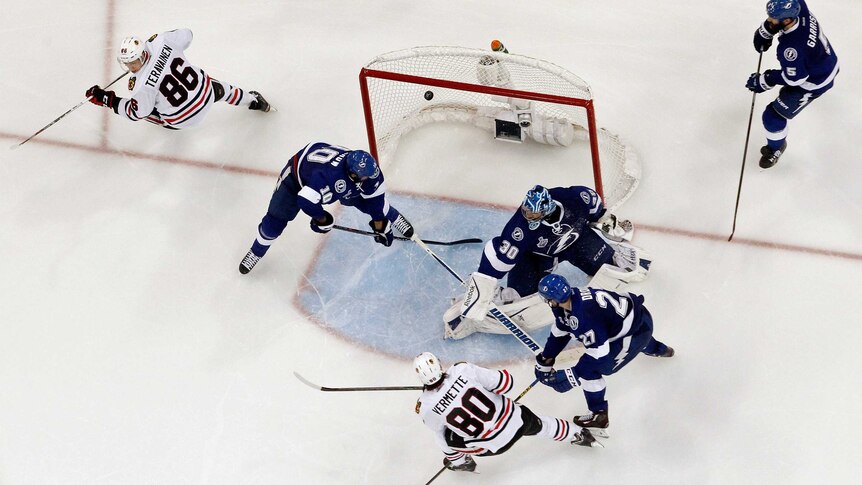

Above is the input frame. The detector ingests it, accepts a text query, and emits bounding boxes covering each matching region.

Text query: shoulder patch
[511,227,524,241]
[334,179,347,193]
[784,47,798,62]
[148,33,158,42]
[128,77,136,91]
[580,191,591,205]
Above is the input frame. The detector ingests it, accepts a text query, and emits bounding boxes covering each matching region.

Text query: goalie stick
[332,225,481,246]
[293,372,422,392]
[10,71,130,150]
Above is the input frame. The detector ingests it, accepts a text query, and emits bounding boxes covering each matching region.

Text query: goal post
[358,46,640,211]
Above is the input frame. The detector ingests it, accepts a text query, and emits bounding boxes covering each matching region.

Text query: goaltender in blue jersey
[444,185,651,339]
[747,0,839,168]
[238,142,413,274]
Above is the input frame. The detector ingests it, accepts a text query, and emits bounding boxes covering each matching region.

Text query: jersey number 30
[446,388,496,438]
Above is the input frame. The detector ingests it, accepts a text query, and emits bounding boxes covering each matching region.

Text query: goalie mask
[345,150,379,182]
[414,352,443,386]
[521,185,556,229]
[538,273,572,305]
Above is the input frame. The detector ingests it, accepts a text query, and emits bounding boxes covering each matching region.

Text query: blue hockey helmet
[345,150,379,181]
[766,0,800,21]
[538,273,572,305]
[521,185,556,221]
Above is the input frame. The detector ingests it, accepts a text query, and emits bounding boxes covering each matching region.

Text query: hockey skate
[643,342,675,358]
[574,410,610,438]
[239,250,261,274]
[759,141,787,169]
[248,91,273,112]
[571,428,604,448]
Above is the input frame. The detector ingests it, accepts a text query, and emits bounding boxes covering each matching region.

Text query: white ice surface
[1,1,861,484]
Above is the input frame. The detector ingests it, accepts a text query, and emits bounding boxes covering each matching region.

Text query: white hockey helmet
[117,36,147,67]
[414,352,443,386]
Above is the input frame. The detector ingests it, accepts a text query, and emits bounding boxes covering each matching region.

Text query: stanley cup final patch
[784,48,798,62]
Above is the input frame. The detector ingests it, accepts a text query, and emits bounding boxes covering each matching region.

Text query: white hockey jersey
[417,362,518,460]
[117,29,215,129]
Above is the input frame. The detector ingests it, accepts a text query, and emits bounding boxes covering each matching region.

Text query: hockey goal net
[359,46,640,211]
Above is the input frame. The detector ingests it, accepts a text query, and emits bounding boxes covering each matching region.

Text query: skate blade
[590,440,605,448]
[590,428,610,439]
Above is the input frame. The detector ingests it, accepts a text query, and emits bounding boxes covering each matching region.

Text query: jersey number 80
[446,388,497,438]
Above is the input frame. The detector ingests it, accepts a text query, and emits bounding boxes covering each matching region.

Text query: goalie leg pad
[445,292,554,339]
[460,272,498,322]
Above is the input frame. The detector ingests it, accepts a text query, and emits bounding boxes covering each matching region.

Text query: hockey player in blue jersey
[747,0,839,168]
[444,184,651,339]
[238,142,413,274]
[533,273,673,437]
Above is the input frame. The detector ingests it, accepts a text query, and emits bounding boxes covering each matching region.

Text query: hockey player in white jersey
[85,29,271,129]
[414,352,600,473]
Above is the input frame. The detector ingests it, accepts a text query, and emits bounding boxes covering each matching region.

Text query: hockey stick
[293,372,423,392]
[10,71,130,150]
[410,234,542,355]
[728,51,764,241]
[332,225,481,246]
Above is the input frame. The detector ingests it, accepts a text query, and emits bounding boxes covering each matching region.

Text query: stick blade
[293,371,323,391]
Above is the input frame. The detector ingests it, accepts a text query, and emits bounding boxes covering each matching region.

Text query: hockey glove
[753,21,779,52]
[538,367,580,393]
[534,352,556,381]
[745,73,773,94]
[86,85,118,109]
[443,455,476,472]
[594,213,634,241]
[309,211,334,234]
[369,219,393,247]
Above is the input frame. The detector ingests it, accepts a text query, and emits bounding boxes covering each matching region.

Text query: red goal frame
[358,68,606,198]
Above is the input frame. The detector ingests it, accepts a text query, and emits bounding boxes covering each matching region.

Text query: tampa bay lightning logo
[784,48,798,62]
[334,179,347,193]
[580,191,591,205]
[566,315,579,331]
[549,222,579,254]
[512,228,524,241]
[559,314,578,331]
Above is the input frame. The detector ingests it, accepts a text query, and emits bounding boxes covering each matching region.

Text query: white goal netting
[361,46,640,211]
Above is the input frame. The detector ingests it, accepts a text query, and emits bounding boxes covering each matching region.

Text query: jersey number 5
[159,58,200,107]
[445,388,496,438]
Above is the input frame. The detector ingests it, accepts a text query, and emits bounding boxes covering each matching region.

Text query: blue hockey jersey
[279,142,390,222]
[767,0,839,92]
[542,286,646,362]
[477,186,605,279]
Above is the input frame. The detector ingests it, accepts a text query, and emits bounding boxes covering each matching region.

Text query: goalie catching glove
[593,212,633,241]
